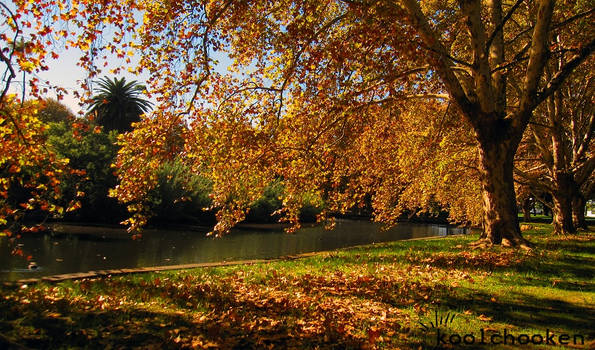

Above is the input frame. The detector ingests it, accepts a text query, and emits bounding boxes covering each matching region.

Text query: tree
[38,98,75,123]
[396,0,594,246]
[574,178,594,229]
[108,0,593,245]
[515,61,594,234]
[3,1,593,245]
[0,97,84,235]
[0,0,137,235]
[46,120,126,223]
[87,77,153,133]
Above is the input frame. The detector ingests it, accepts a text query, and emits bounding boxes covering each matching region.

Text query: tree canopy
[1,0,593,245]
[112,0,593,243]
[88,77,153,133]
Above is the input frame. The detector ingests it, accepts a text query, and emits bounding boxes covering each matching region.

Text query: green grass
[518,214,553,219]
[1,223,593,349]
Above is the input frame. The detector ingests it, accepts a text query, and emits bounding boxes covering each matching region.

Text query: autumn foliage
[0,97,86,237]
[1,0,594,244]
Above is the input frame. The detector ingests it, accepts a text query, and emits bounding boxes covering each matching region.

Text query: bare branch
[400,0,477,120]
[514,166,553,192]
[486,0,524,52]
[516,0,555,128]
[551,7,595,32]
[418,44,474,68]
[505,7,595,46]
[177,0,234,117]
[0,1,20,102]
[534,38,595,109]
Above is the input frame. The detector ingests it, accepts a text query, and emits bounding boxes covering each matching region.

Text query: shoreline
[1,224,592,349]
[38,218,472,237]
[4,233,465,287]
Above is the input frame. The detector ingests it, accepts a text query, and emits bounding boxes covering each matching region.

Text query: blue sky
[4,3,149,114]
[9,46,150,114]
[4,4,236,116]
[9,44,236,115]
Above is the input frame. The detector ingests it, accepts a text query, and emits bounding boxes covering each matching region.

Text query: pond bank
[0,223,593,349]
[1,220,469,282]
[5,235,461,287]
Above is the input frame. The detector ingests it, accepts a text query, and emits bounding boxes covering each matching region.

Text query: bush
[150,170,323,225]
[245,180,284,223]
[246,180,323,223]
[148,160,214,225]
[47,121,127,223]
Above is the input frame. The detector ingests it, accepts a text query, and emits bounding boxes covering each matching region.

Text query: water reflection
[0,219,466,281]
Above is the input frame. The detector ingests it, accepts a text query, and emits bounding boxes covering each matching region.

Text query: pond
[0,219,467,281]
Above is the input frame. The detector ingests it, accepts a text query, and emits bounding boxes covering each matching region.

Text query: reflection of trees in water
[1,221,467,281]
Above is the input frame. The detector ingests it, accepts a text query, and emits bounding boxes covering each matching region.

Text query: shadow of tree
[540,239,595,255]
[1,273,406,349]
[506,254,594,289]
[2,231,592,349]
[1,299,363,349]
[438,289,595,339]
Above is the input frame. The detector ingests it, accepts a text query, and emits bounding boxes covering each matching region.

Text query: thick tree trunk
[522,197,532,222]
[572,194,588,229]
[551,192,575,235]
[477,135,530,247]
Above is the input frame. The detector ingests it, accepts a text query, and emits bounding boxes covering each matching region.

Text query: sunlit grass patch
[1,225,593,349]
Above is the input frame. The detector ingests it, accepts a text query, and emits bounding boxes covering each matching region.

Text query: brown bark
[552,191,575,235]
[545,84,577,235]
[572,194,588,229]
[400,0,589,247]
[542,200,552,217]
[522,197,532,222]
[476,124,529,247]
[487,0,506,114]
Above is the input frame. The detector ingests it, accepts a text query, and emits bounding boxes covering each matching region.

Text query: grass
[0,223,593,349]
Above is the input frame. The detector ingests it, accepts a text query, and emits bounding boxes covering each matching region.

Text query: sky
[9,46,150,114]
[4,3,149,115]
[8,42,235,115]
[3,4,237,116]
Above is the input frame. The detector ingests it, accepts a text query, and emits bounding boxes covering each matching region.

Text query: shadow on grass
[0,297,362,349]
[438,289,595,339]
[2,230,592,349]
[539,239,595,255]
[0,305,195,349]
[0,274,389,349]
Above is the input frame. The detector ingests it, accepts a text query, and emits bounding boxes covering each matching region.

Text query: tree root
[502,238,534,251]
[469,237,534,250]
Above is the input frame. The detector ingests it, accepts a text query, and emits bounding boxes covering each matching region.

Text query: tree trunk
[572,194,588,229]
[552,194,575,234]
[522,197,532,222]
[551,173,576,235]
[476,133,530,247]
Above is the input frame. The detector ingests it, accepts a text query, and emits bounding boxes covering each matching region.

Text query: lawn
[1,223,593,349]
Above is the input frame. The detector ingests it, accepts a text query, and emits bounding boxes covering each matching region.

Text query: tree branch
[516,0,555,129]
[513,166,553,193]
[551,7,595,32]
[400,0,477,120]
[573,113,594,165]
[177,0,234,117]
[486,0,524,52]
[458,0,495,113]
[0,1,20,102]
[533,37,595,110]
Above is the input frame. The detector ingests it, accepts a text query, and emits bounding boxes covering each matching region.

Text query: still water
[0,219,466,281]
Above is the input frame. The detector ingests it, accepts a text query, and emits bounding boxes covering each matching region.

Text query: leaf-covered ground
[1,223,593,349]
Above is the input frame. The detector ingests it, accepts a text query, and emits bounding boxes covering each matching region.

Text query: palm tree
[88,77,153,133]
